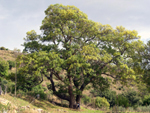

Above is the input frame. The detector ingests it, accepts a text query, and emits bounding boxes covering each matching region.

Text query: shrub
[0,47,6,50]
[95,97,110,109]
[143,94,150,105]
[30,84,47,100]
[7,60,15,70]
[136,105,150,112]
[81,95,91,105]
[7,72,15,81]
[0,77,15,94]
[98,89,117,107]
[116,94,129,108]
[0,58,9,77]
[123,90,143,106]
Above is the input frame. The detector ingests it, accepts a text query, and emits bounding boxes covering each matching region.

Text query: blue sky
[0,0,150,51]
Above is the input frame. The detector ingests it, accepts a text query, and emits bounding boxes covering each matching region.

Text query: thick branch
[48,72,70,101]
[29,74,44,88]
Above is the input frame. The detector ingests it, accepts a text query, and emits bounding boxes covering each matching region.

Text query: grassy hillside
[0,94,104,113]
[0,50,17,61]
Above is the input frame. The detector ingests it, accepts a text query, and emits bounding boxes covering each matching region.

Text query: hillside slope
[0,94,103,113]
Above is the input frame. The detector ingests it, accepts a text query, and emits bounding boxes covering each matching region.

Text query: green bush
[123,90,143,106]
[0,58,9,77]
[17,69,43,91]
[0,77,15,94]
[95,97,110,109]
[116,94,129,108]
[7,72,15,81]
[0,47,6,50]
[30,84,47,100]
[98,89,117,107]
[81,95,91,105]
[143,94,150,105]
[7,60,15,70]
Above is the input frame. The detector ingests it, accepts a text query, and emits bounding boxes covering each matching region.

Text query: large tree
[19,4,143,108]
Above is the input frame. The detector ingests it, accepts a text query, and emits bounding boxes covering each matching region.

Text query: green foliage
[0,77,15,93]
[97,89,117,107]
[116,94,129,108]
[0,58,9,77]
[20,3,144,108]
[7,60,15,70]
[143,94,150,105]
[30,84,47,99]
[81,95,91,105]
[22,30,42,53]
[0,46,8,50]
[17,71,41,91]
[0,103,7,111]
[95,97,110,109]
[142,40,150,92]
[116,90,143,107]
[123,90,143,106]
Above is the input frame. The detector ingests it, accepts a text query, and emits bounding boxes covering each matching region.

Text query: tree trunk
[0,85,2,95]
[69,95,76,108]
[76,95,81,104]
[4,85,7,95]
[68,76,76,108]
[76,95,81,109]
[15,62,17,96]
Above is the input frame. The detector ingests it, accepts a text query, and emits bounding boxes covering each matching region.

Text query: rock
[37,108,43,113]
[21,106,26,110]
[26,105,30,109]
[3,110,8,113]
[57,109,61,111]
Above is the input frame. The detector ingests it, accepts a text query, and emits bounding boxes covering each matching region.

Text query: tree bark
[47,73,70,101]
[68,75,76,108]
[76,95,81,104]
[4,85,7,95]
[69,93,76,108]
[0,85,2,95]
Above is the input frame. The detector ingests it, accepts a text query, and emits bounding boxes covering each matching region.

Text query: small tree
[0,58,9,77]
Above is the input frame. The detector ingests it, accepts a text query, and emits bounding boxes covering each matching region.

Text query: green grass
[0,94,105,113]
[0,103,7,111]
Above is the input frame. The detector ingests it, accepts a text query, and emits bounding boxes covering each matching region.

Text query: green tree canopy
[19,4,144,108]
[141,40,150,90]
